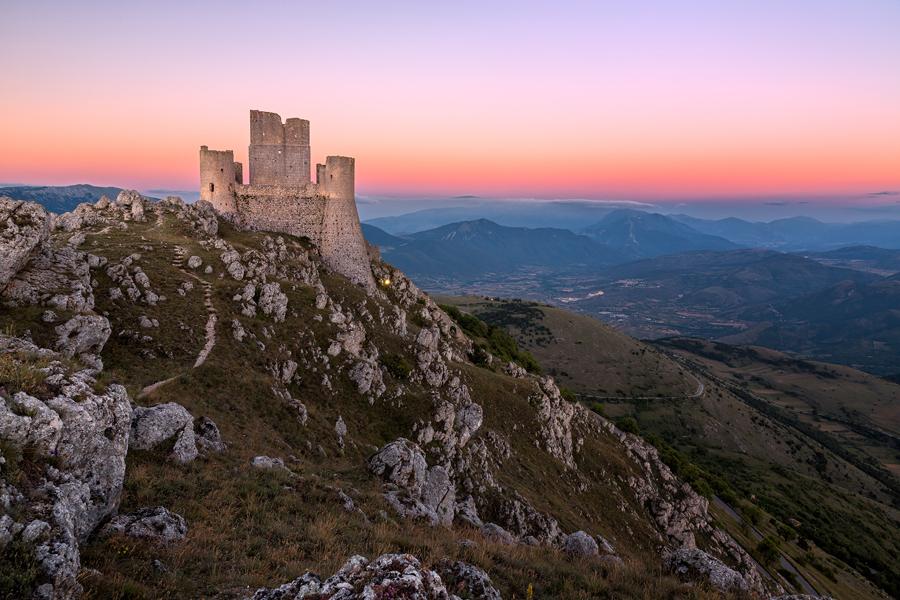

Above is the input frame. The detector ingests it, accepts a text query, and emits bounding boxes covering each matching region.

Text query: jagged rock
[563,530,599,557]
[101,507,187,544]
[454,403,482,448]
[195,416,226,453]
[480,523,516,545]
[257,282,288,322]
[596,534,617,556]
[667,547,748,593]
[130,402,198,463]
[187,255,202,269]
[503,361,527,378]
[421,466,455,526]
[369,439,457,526]
[251,456,285,470]
[531,377,576,468]
[495,493,564,545]
[248,553,454,600]
[335,416,348,449]
[369,439,427,496]
[337,321,366,356]
[4,244,94,311]
[0,339,132,598]
[435,559,502,600]
[0,197,50,290]
[232,319,246,342]
[221,249,245,280]
[348,359,385,398]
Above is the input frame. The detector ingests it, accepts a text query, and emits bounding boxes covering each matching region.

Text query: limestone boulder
[0,341,132,599]
[251,455,286,470]
[257,282,287,322]
[369,438,428,496]
[4,244,95,312]
[480,522,516,545]
[0,197,50,290]
[130,402,198,463]
[249,553,453,600]
[101,507,187,544]
[563,530,599,557]
[195,416,226,453]
[667,547,748,593]
[369,438,458,526]
[435,559,502,600]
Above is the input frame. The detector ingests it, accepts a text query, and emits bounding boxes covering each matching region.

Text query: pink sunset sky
[1,0,899,202]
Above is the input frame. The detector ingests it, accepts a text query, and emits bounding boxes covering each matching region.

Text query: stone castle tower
[200,110,375,290]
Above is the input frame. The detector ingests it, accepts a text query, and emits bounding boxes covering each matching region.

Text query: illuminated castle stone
[200,110,374,290]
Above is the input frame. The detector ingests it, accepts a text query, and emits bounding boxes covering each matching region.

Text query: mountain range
[0,184,124,214]
[363,219,625,277]
[673,214,900,251]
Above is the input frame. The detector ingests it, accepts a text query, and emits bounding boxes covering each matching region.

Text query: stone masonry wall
[233,184,327,246]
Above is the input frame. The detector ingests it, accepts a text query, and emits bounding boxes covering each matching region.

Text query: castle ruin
[200,110,375,290]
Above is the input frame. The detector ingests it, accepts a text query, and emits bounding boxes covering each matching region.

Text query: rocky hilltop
[0,194,806,599]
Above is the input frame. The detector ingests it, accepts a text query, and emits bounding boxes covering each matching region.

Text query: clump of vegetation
[0,353,49,398]
[440,304,541,373]
[379,353,412,380]
[642,433,741,502]
[0,538,41,598]
[616,416,640,435]
[755,535,781,567]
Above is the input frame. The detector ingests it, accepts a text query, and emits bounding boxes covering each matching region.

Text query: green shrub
[617,416,639,435]
[756,535,781,567]
[0,538,40,598]
[380,353,412,380]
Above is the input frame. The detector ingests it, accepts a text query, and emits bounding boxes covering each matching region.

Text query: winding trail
[138,245,217,398]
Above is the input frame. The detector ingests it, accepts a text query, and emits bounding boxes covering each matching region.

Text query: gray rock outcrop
[130,402,198,463]
[369,438,457,526]
[0,335,132,599]
[667,547,748,593]
[248,553,474,600]
[563,530,599,557]
[101,507,187,544]
[0,197,50,290]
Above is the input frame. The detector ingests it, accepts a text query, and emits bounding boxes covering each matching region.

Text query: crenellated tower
[199,110,374,291]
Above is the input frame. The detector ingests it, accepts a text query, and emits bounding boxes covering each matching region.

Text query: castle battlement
[200,111,374,290]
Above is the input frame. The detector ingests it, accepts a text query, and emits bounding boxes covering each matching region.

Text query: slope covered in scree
[1,194,787,599]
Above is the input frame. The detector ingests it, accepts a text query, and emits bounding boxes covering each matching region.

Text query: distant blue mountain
[364,201,648,234]
[582,209,737,258]
[362,219,624,277]
[672,214,900,251]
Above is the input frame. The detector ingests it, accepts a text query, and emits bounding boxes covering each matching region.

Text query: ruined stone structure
[200,110,374,290]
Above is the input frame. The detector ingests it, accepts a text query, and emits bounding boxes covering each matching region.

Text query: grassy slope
[435,296,695,399]
[0,209,741,599]
[437,298,898,599]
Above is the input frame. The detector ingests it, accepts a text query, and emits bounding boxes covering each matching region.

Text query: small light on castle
[381,278,392,287]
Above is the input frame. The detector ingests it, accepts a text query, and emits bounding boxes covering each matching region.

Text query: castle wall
[232,184,327,245]
[248,145,284,185]
[319,156,375,290]
[199,146,237,214]
[249,110,310,185]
